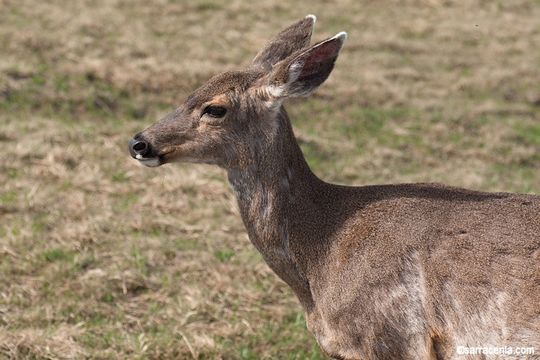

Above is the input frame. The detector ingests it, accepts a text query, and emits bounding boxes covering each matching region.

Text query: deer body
[130,16,540,359]
[227,108,540,360]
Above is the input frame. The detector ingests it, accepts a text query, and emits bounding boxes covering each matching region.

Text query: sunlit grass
[0,0,538,358]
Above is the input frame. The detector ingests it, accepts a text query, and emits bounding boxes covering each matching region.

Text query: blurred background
[0,0,539,358]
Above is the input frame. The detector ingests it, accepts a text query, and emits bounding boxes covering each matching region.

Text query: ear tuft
[305,14,317,23]
[334,31,347,41]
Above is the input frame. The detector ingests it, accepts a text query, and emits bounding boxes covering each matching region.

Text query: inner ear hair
[269,31,347,98]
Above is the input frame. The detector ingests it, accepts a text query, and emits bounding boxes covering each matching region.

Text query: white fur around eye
[201,113,226,125]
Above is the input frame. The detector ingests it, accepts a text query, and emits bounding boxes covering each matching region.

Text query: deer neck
[226,107,323,309]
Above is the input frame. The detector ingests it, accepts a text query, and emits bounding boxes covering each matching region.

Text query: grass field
[1,0,539,358]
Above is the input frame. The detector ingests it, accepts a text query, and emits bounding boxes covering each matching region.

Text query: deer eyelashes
[200,105,228,125]
[202,105,227,118]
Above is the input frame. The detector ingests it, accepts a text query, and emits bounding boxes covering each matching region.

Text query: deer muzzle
[128,134,162,167]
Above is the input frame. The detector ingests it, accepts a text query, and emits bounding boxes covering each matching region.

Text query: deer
[128,15,540,360]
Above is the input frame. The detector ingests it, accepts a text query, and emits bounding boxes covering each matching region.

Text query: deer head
[128,15,346,169]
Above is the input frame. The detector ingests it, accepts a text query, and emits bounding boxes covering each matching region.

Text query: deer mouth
[134,154,162,167]
[128,136,167,167]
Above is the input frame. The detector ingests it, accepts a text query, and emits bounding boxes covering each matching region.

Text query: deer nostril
[133,141,147,152]
[129,138,151,158]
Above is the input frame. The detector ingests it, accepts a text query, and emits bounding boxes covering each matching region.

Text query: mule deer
[129,15,540,360]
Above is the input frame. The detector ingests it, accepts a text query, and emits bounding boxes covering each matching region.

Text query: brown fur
[130,16,540,360]
[252,15,315,71]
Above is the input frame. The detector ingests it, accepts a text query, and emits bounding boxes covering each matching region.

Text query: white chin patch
[135,154,161,167]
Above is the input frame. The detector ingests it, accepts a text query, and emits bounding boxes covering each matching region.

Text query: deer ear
[252,15,316,71]
[267,32,347,98]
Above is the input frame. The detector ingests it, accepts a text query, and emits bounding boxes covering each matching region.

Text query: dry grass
[1,0,539,358]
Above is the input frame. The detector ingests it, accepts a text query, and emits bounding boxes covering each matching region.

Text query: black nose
[129,137,151,158]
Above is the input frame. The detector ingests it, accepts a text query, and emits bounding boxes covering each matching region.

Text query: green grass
[0,0,538,358]
[214,248,235,262]
[43,248,73,263]
[514,122,540,147]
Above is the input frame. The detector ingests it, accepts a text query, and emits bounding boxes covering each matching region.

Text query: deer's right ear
[265,31,347,99]
[252,15,316,71]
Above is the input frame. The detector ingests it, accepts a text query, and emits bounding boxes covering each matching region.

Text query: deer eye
[202,105,227,118]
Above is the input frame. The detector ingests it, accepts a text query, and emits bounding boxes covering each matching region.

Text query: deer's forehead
[185,70,263,109]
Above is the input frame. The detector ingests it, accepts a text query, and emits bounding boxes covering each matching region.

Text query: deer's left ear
[266,32,347,99]
[252,15,316,71]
